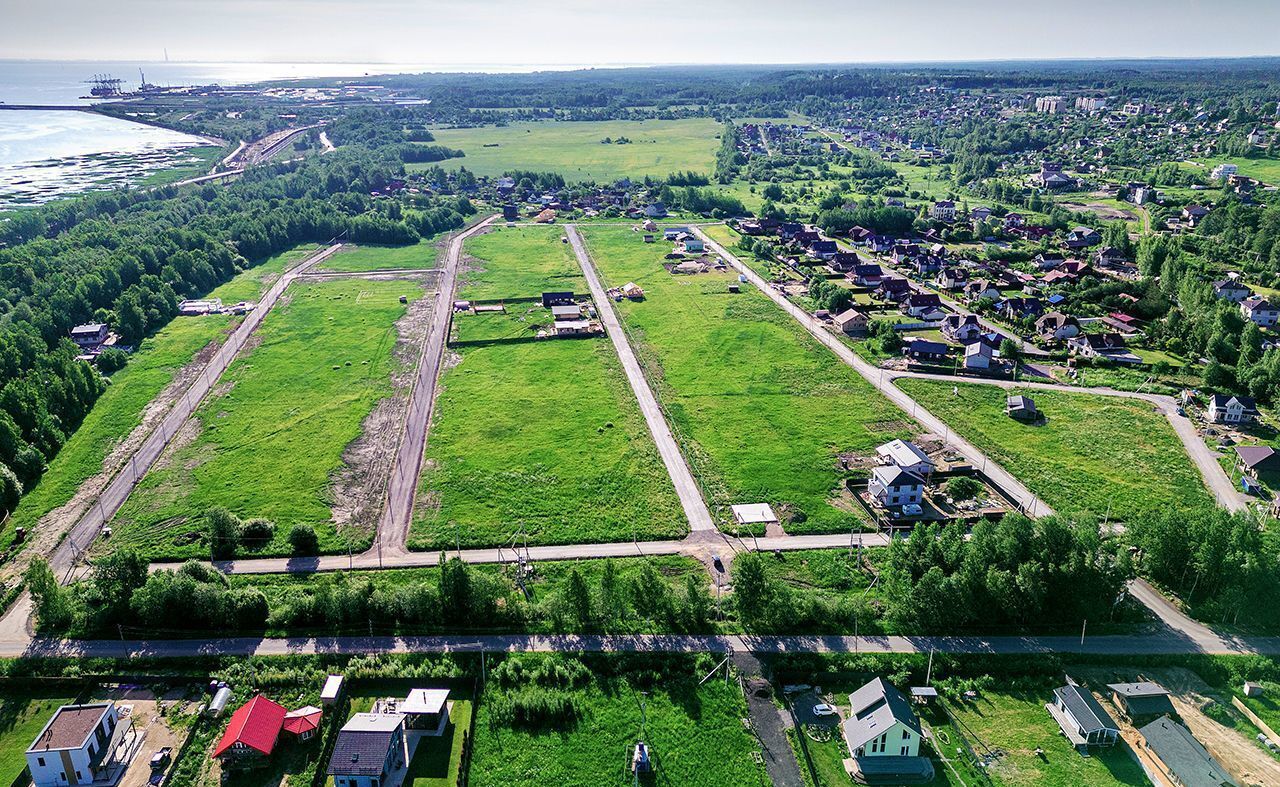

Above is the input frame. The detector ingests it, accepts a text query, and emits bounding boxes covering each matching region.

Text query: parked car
[901,504,923,516]
[813,703,838,717]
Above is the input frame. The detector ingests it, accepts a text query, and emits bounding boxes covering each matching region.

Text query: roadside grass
[943,689,1148,786]
[0,690,83,783]
[409,224,684,550]
[581,226,912,535]
[762,548,884,606]
[316,240,440,273]
[470,666,768,787]
[893,379,1214,521]
[211,244,323,302]
[109,278,421,560]
[422,119,723,182]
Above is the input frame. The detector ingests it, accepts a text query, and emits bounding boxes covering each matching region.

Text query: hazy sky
[4,0,1280,65]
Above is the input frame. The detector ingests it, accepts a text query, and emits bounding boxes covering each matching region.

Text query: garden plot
[106,276,430,560]
[409,224,684,549]
[581,226,913,535]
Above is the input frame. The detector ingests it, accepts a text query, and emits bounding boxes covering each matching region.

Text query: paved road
[887,370,1247,512]
[47,243,345,581]
[566,224,716,532]
[692,227,1056,518]
[373,216,497,556]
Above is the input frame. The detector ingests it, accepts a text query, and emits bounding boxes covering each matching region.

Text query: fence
[1232,696,1280,746]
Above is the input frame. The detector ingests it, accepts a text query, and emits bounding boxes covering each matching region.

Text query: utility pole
[1080,619,1087,647]
[926,647,935,685]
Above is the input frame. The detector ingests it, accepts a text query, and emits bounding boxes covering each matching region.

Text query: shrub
[95,347,129,374]
[239,518,275,549]
[946,476,983,501]
[288,523,319,555]
[207,507,241,560]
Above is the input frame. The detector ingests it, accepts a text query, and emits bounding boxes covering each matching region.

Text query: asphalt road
[691,227,1056,518]
[373,216,496,555]
[887,370,1247,512]
[565,224,716,532]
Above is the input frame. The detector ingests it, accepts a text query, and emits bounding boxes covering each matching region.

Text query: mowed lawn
[895,380,1213,521]
[0,690,83,784]
[423,119,723,182]
[471,674,767,787]
[409,225,684,549]
[3,247,315,550]
[582,227,913,535]
[316,240,440,273]
[944,690,1148,786]
[1192,155,1280,186]
[110,278,421,559]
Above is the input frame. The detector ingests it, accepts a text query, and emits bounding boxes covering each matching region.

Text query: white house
[875,439,935,477]
[1211,163,1239,181]
[1035,312,1080,341]
[1241,296,1280,327]
[1207,393,1259,425]
[930,200,956,221]
[869,465,924,508]
[678,235,705,254]
[1049,679,1120,751]
[1212,278,1251,303]
[27,703,130,787]
[963,341,994,370]
[843,678,922,759]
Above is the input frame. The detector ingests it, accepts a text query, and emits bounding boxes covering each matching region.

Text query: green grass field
[2,248,315,553]
[1192,155,1280,186]
[944,690,1148,786]
[317,240,441,273]
[582,226,912,535]
[109,277,421,559]
[409,225,685,549]
[422,119,723,182]
[470,663,768,787]
[138,145,226,187]
[894,380,1214,521]
[0,690,83,783]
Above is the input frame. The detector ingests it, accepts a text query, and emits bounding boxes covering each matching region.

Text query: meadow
[470,657,768,787]
[422,119,724,181]
[109,277,421,559]
[409,225,685,549]
[1192,155,1280,186]
[2,247,316,554]
[0,689,83,783]
[582,226,913,535]
[316,240,440,273]
[894,380,1214,521]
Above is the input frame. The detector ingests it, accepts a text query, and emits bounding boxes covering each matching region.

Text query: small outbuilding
[1047,678,1119,751]
[1006,395,1038,422]
[730,503,779,527]
[1108,681,1176,722]
[321,675,345,706]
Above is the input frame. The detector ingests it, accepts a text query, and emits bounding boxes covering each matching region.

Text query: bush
[95,347,129,374]
[207,507,241,560]
[239,518,275,549]
[488,688,582,729]
[946,476,983,501]
[288,524,319,556]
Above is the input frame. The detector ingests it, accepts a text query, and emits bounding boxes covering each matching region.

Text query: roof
[1108,681,1170,698]
[70,323,107,335]
[28,703,112,753]
[1054,684,1117,735]
[731,503,778,525]
[1007,395,1036,411]
[213,695,287,758]
[282,707,323,736]
[876,440,933,470]
[834,309,868,325]
[1234,445,1278,470]
[328,714,404,777]
[1138,717,1237,787]
[1210,393,1258,411]
[903,338,949,356]
[401,689,450,715]
[843,678,921,752]
[321,675,344,700]
[872,465,925,490]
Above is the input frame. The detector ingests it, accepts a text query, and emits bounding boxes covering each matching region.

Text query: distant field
[410,225,685,549]
[582,226,912,535]
[1191,155,1280,186]
[894,380,1214,521]
[109,277,421,559]
[422,119,723,182]
[470,660,768,787]
[316,240,439,273]
[2,248,312,551]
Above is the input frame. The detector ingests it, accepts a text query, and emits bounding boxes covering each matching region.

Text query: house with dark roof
[1234,445,1280,479]
[901,293,943,319]
[1137,716,1237,787]
[942,314,982,343]
[963,279,1000,303]
[27,703,131,787]
[1241,296,1280,327]
[936,267,969,290]
[1108,682,1176,722]
[1207,393,1259,425]
[829,252,861,273]
[1035,312,1080,341]
[1047,679,1119,752]
[850,263,884,287]
[327,713,407,787]
[1068,333,1141,364]
[808,240,839,260]
[841,679,933,783]
[213,695,287,762]
[876,277,912,302]
[901,338,950,364]
[1213,278,1252,303]
[1006,395,1039,422]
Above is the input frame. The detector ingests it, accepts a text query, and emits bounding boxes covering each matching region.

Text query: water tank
[209,686,232,717]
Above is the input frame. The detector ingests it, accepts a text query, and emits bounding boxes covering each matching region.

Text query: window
[36,757,44,767]
[903,729,910,739]
[900,745,910,756]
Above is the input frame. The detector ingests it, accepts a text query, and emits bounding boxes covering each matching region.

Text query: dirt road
[565,224,716,532]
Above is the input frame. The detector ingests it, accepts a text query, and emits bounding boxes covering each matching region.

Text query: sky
[4,0,1280,66]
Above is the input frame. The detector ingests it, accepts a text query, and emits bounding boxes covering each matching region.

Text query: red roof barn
[213,695,287,759]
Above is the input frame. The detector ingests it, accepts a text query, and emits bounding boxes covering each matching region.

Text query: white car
[901,503,923,517]
[812,703,838,717]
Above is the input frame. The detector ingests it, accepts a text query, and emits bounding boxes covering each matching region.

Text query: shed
[1243,682,1265,698]
[1108,681,1176,720]
[321,675,345,706]
[730,503,778,526]
[1006,395,1038,422]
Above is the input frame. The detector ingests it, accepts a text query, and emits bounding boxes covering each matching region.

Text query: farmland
[894,380,1214,521]
[107,277,425,559]
[422,119,724,181]
[409,225,685,549]
[315,240,440,273]
[470,655,768,787]
[581,226,912,535]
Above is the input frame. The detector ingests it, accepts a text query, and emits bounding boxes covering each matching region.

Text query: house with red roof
[283,707,324,742]
[213,695,287,761]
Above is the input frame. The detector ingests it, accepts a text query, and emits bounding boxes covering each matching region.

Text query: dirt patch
[1061,201,1137,221]
[329,284,436,534]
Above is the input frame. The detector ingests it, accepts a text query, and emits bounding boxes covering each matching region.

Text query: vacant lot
[471,658,767,787]
[110,277,423,559]
[944,688,1148,786]
[582,227,912,535]
[410,226,684,549]
[894,380,1213,521]
[316,240,440,273]
[424,119,723,182]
